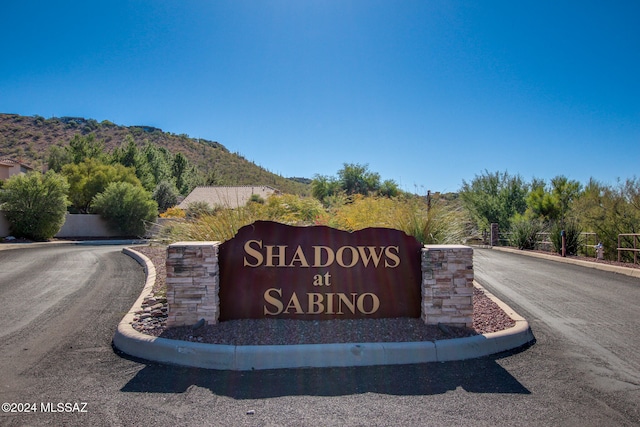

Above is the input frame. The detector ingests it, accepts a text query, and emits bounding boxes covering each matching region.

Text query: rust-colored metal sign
[218,221,423,320]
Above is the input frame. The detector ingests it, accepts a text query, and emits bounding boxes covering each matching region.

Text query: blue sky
[1,1,638,193]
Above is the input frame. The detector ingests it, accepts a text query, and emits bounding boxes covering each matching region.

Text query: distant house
[0,158,33,181]
[178,186,280,210]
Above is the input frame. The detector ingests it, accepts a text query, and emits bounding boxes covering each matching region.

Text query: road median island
[114,247,535,370]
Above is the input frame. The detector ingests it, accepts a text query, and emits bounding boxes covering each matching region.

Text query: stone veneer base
[166,241,474,328]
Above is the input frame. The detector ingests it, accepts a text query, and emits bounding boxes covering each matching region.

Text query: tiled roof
[0,158,33,169]
[0,158,18,167]
[178,186,279,210]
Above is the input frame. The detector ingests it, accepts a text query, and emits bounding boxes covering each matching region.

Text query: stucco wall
[0,212,152,238]
[55,214,122,238]
[0,211,10,237]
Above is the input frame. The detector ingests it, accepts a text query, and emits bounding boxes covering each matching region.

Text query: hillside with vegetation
[0,113,309,195]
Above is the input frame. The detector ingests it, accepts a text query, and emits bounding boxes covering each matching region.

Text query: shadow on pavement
[119,345,532,398]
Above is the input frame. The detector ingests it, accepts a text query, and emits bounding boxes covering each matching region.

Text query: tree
[143,143,173,186]
[61,159,141,213]
[46,133,106,173]
[67,134,106,164]
[173,152,189,194]
[338,163,380,196]
[47,145,72,172]
[0,171,69,240]
[111,135,140,168]
[311,163,398,204]
[111,135,154,190]
[378,179,400,197]
[91,182,158,236]
[311,174,341,202]
[550,175,582,228]
[459,170,528,232]
[152,180,180,213]
[573,177,640,261]
[169,152,203,195]
[525,178,559,221]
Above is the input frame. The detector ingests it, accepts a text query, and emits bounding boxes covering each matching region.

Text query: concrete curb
[490,246,640,279]
[114,248,535,370]
[0,241,76,251]
[0,239,148,251]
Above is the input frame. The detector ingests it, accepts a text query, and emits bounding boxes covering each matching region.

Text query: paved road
[0,245,639,426]
[473,249,640,418]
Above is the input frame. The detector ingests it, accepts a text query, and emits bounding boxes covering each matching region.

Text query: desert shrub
[159,194,466,245]
[327,195,465,244]
[459,170,528,232]
[550,220,582,255]
[393,197,467,245]
[327,195,396,231]
[91,182,158,236]
[185,201,215,219]
[509,216,545,250]
[159,204,261,243]
[160,206,185,218]
[572,178,640,261]
[0,171,69,240]
[248,194,265,204]
[261,194,324,225]
[160,195,324,243]
[152,180,180,213]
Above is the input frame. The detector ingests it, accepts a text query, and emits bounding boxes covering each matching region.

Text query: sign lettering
[218,221,423,320]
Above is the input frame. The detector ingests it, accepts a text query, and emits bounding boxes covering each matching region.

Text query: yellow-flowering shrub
[328,195,397,231]
[160,206,185,218]
[159,194,465,245]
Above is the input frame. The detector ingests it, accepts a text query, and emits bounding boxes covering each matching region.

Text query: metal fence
[497,231,599,256]
[618,234,639,265]
[495,230,640,266]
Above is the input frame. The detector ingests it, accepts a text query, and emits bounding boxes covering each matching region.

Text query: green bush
[61,159,141,213]
[91,182,158,236]
[0,171,69,240]
[152,180,180,213]
[185,201,215,219]
[509,216,545,250]
[261,194,325,225]
[550,221,582,256]
[572,178,640,261]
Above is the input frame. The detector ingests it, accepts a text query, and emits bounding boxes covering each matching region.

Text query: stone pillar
[490,223,499,247]
[166,241,221,327]
[421,245,474,328]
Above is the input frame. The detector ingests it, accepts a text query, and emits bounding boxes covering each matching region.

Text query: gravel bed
[131,245,516,345]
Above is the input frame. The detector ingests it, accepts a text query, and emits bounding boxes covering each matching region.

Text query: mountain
[0,113,310,195]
